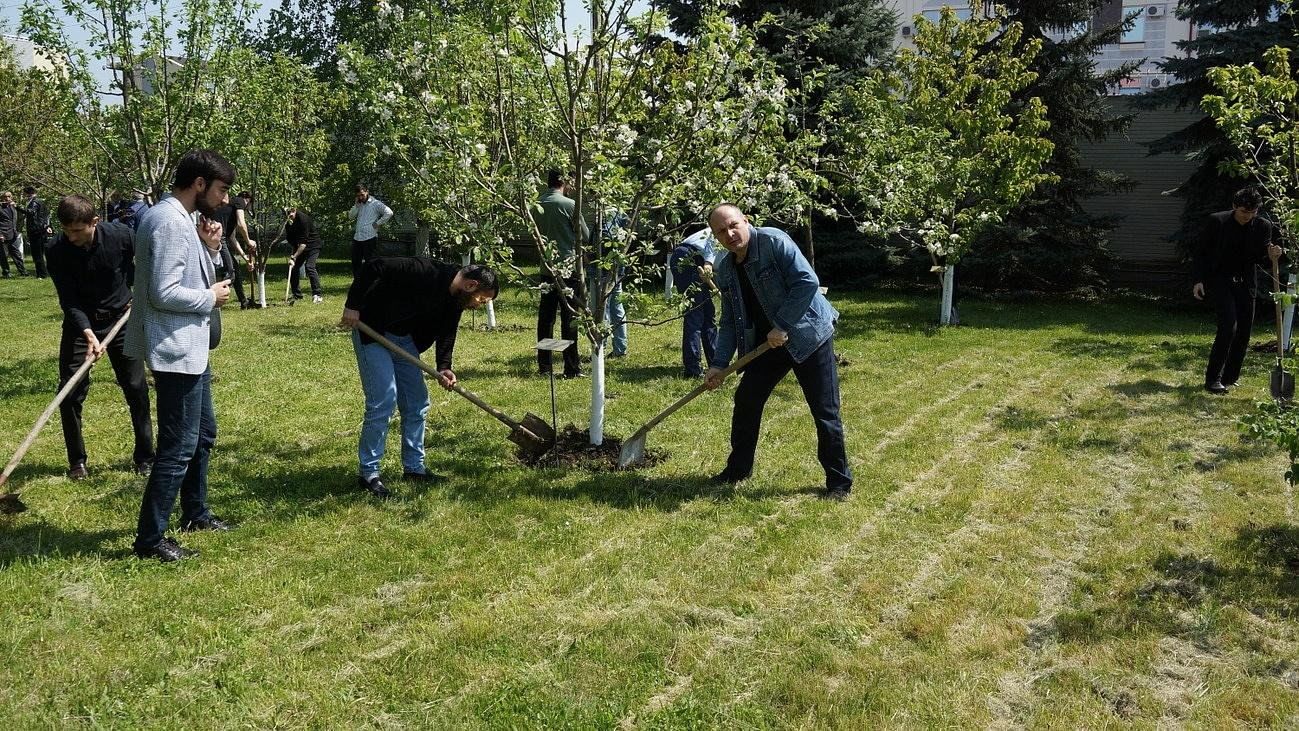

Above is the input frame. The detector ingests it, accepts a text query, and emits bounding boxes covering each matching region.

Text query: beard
[456,290,483,310]
[196,195,220,218]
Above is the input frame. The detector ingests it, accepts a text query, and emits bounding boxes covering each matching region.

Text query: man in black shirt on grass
[284,207,324,302]
[211,192,256,308]
[1193,187,1285,394]
[20,185,52,279]
[46,195,155,479]
[340,258,498,498]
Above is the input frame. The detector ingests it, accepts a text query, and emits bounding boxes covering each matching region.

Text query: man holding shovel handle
[703,204,852,501]
[340,257,498,499]
[46,194,155,481]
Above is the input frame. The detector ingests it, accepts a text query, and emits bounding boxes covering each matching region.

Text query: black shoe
[563,371,587,380]
[67,463,88,481]
[1205,381,1229,394]
[821,487,852,502]
[133,460,153,476]
[608,352,628,359]
[1223,380,1240,388]
[710,469,750,485]
[401,471,447,483]
[181,515,232,532]
[134,537,194,562]
[359,475,391,499]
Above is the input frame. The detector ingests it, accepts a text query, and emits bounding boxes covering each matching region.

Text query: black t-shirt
[47,222,136,333]
[211,196,245,245]
[1194,210,1278,283]
[345,257,465,370]
[736,261,772,340]
[286,210,323,252]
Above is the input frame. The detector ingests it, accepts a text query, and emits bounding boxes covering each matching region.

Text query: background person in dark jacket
[284,207,324,302]
[20,185,52,278]
[0,190,26,277]
[46,195,155,480]
[1192,187,1284,394]
[340,258,498,498]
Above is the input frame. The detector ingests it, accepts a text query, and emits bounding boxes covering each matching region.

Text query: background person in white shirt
[347,183,393,280]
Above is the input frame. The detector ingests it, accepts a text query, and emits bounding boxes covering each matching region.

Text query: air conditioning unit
[1147,75,1170,89]
[901,25,913,37]
[1146,4,1167,17]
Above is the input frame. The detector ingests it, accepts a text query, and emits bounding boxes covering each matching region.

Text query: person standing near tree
[284,207,324,302]
[0,191,26,278]
[348,183,393,280]
[210,190,256,309]
[46,195,155,480]
[125,149,237,563]
[533,169,588,379]
[19,185,52,279]
[703,203,852,501]
[1193,186,1285,394]
[339,259,499,498]
[671,225,718,378]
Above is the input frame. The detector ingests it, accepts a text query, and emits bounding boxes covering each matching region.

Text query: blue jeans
[134,367,216,549]
[587,265,627,356]
[681,299,717,377]
[726,337,852,491]
[353,330,429,479]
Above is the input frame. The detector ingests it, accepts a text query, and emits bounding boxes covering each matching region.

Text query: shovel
[284,261,294,306]
[618,342,773,469]
[353,321,555,458]
[1272,258,1294,401]
[1,309,133,514]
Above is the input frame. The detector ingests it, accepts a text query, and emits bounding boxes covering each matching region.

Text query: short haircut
[0,191,11,199]
[1233,187,1264,210]
[172,149,236,189]
[546,169,564,188]
[57,195,97,226]
[22,185,35,195]
[355,182,369,193]
[460,264,500,296]
[708,202,743,223]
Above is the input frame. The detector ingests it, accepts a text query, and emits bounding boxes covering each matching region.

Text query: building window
[1121,3,1147,43]
[921,7,974,23]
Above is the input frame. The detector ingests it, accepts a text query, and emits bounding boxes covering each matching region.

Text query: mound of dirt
[520,426,665,470]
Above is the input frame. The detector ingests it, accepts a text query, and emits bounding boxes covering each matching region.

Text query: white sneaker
[312,295,323,304]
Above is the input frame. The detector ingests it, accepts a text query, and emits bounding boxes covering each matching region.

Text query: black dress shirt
[47,222,136,333]
[345,257,464,370]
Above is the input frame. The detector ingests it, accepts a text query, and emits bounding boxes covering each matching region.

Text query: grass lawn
[2,259,1298,727]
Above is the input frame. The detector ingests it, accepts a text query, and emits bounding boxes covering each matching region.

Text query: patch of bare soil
[521,426,666,470]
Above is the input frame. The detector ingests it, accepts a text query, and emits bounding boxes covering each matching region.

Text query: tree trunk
[257,269,267,308]
[589,340,605,446]
[940,266,955,326]
[415,221,431,256]
[802,216,815,270]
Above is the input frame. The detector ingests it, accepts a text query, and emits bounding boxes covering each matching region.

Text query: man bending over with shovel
[703,204,852,501]
[340,259,498,498]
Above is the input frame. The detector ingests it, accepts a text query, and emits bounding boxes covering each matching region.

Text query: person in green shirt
[533,169,589,378]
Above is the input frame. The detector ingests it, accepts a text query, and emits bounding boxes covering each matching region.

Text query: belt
[92,308,127,323]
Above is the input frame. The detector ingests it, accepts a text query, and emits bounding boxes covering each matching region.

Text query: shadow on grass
[1047,523,1299,657]
[0,519,127,568]
[0,356,57,400]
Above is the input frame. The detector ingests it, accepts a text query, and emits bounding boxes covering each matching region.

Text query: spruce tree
[1144,0,1298,249]
[960,0,1138,291]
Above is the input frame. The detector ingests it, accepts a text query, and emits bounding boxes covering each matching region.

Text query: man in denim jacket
[704,204,852,500]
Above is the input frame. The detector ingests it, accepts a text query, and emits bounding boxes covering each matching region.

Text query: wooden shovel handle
[0,308,132,488]
[1275,258,1286,351]
[635,342,773,437]
[352,321,524,431]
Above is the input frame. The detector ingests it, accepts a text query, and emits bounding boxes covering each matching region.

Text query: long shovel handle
[0,308,132,489]
[634,342,773,438]
[352,321,524,432]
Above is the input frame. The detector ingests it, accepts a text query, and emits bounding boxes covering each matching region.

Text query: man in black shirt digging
[1193,187,1284,394]
[340,258,498,498]
[284,207,324,302]
[46,195,155,479]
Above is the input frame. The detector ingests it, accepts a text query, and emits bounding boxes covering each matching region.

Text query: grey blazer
[124,195,221,375]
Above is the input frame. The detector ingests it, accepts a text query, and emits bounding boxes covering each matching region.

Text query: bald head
[708,203,751,260]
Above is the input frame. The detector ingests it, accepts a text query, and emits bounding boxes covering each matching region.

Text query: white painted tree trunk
[589,341,605,445]
[486,300,497,328]
[939,265,955,326]
[1284,273,1296,352]
[257,270,267,308]
[664,265,674,300]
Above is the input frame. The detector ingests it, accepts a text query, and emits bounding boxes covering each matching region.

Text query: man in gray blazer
[126,149,236,562]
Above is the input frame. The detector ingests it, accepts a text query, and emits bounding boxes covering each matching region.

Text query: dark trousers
[0,235,25,275]
[726,337,852,491]
[58,320,154,468]
[219,243,247,305]
[682,299,717,377]
[352,237,378,279]
[134,367,216,549]
[28,232,47,278]
[536,275,583,376]
[291,249,322,297]
[1205,279,1255,386]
